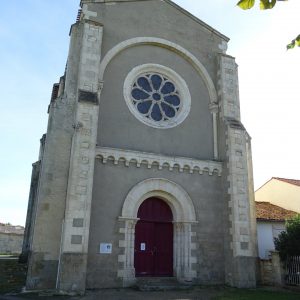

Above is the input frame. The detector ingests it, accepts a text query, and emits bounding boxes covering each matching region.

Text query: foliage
[237,0,287,10]
[287,34,300,50]
[236,0,299,50]
[274,214,300,261]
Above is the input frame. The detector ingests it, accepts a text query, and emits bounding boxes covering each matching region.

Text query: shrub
[274,215,300,261]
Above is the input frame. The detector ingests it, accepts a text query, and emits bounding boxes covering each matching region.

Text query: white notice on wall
[140,243,146,251]
[100,243,112,254]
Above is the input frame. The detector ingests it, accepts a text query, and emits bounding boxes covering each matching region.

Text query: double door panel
[134,220,173,276]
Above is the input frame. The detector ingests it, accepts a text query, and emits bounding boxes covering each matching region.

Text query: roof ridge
[273,177,300,187]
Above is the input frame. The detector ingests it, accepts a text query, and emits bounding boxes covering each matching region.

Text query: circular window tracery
[124,64,191,129]
[132,73,180,122]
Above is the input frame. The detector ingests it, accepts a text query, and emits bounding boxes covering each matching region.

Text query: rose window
[124,64,191,129]
[131,74,181,122]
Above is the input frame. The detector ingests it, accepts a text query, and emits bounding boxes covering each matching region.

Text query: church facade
[23,0,257,294]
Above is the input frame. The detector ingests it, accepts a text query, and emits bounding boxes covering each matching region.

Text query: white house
[256,201,297,259]
[256,177,300,213]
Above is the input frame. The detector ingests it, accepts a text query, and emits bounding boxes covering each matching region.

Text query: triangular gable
[80,0,230,42]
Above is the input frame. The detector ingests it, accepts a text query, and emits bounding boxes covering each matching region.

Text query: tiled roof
[256,202,298,221]
[273,177,300,187]
[0,223,24,235]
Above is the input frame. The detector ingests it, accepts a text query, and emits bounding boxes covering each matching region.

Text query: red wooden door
[134,198,173,277]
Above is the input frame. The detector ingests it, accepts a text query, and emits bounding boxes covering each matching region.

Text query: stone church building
[22,0,257,294]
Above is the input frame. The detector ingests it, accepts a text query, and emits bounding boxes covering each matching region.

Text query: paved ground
[0,286,225,300]
[2,286,300,300]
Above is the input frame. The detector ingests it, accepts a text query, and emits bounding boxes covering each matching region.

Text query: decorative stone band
[95,147,222,176]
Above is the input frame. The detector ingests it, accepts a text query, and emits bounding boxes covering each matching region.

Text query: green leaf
[260,0,277,10]
[296,35,300,47]
[287,40,295,50]
[237,0,256,10]
[287,35,300,50]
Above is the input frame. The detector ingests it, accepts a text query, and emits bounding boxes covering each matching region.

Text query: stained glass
[164,95,180,106]
[137,77,152,92]
[161,82,175,94]
[152,93,161,101]
[151,75,162,90]
[151,103,162,121]
[132,88,149,100]
[131,72,181,123]
[137,101,152,114]
[161,102,176,118]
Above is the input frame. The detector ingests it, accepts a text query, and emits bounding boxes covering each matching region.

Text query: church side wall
[26,24,83,290]
[86,161,225,288]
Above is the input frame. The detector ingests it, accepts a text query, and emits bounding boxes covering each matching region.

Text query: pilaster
[218,54,257,288]
[218,54,241,121]
[117,218,139,287]
[173,222,197,282]
[57,16,103,294]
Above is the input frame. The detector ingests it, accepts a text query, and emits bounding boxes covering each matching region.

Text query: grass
[214,287,300,300]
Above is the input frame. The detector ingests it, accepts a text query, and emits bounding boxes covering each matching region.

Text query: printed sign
[100,243,112,254]
[140,243,146,251]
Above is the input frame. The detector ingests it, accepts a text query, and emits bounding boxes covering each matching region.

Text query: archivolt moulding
[121,178,196,223]
[99,37,218,104]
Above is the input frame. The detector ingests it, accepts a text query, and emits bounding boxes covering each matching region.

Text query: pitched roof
[0,223,24,235]
[256,202,298,222]
[273,177,300,187]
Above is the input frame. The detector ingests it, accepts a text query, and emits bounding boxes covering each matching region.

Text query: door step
[136,277,192,291]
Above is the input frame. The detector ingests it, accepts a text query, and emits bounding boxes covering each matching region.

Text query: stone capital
[209,102,219,114]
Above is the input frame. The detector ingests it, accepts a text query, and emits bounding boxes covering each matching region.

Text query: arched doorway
[119,178,197,286]
[134,197,173,277]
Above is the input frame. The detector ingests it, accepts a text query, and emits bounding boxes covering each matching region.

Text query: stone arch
[99,37,217,104]
[118,178,197,286]
[121,178,196,223]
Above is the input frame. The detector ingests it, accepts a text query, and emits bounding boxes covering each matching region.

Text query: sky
[0,0,299,226]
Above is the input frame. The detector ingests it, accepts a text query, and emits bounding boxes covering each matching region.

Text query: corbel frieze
[95,147,222,176]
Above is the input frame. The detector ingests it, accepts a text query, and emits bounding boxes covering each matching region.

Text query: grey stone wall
[87,160,224,288]
[20,160,41,263]
[0,234,23,255]
[26,22,84,290]
[88,0,226,84]
[89,0,226,161]
[0,258,27,293]
[98,44,214,160]
[260,252,284,286]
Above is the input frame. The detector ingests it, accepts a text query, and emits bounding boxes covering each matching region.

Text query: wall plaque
[99,243,112,254]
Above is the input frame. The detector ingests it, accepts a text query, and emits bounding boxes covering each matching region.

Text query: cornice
[95,147,222,176]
